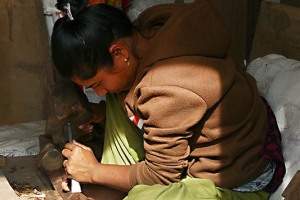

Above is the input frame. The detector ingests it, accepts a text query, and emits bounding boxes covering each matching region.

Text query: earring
[124,57,130,66]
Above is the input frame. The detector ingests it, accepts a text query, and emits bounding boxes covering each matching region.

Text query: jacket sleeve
[128,82,208,186]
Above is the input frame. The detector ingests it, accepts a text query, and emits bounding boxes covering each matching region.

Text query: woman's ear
[109,43,129,60]
[109,42,131,71]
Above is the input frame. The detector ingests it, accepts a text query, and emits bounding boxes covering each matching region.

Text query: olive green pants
[102,93,270,200]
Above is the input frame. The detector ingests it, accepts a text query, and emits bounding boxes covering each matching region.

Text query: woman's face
[72,38,138,96]
[72,61,136,96]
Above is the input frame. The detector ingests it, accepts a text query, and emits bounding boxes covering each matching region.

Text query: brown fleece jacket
[123,0,269,188]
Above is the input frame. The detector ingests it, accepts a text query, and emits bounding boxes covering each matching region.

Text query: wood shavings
[11,181,46,199]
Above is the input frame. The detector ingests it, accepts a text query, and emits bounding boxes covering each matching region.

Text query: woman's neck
[132,29,151,61]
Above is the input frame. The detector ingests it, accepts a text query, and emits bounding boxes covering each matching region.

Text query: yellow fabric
[101,93,144,165]
[125,178,270,200]
[101,93,270,200]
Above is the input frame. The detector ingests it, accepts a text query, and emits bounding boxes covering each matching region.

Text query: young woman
[51,0,285,199]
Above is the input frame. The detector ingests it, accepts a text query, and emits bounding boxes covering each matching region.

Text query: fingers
[63,160,70,174]
[63,160,73,180]
[62,141,85,159]
[64,142,75,150]
[63,159,68,168]
[61,178,70,192]
[73,140,91,150]
[61,146,72,158]
[63,141,85,151]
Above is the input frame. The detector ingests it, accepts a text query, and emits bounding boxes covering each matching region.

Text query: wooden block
[0,156,5,167]
[45,168,88,200]
[250,1,300,61]
[39,134,54,152]
[36,143,64,172]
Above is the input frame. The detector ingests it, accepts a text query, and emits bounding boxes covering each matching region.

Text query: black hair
[51,0,133,80]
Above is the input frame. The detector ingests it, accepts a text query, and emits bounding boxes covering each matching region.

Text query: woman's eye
[94,82,102,88]
[86,82,101,89]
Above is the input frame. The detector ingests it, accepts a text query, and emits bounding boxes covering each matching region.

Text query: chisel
[67,123,82,193]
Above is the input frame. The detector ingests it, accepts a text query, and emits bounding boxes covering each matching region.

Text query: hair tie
[56,3,74,21]
[64,3,74,21]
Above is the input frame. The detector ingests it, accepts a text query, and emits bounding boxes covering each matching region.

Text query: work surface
[0,156,87,200]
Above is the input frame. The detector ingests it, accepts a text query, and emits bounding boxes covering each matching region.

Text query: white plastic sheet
[0,120,46,157]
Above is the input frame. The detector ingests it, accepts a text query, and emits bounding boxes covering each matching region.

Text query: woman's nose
[93,87,107,96]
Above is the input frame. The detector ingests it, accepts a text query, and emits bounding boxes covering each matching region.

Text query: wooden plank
[250,1,300,61]
[0,156,64,199]
[282,170,300,199]
[0,156,5,167]
[1,156,54,193]
[0,0,54,125]
[1,156,90,199]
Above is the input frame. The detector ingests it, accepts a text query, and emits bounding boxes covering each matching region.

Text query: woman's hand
[62,140,100,183]
[62,141,134,192]
[78,101,106,132]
